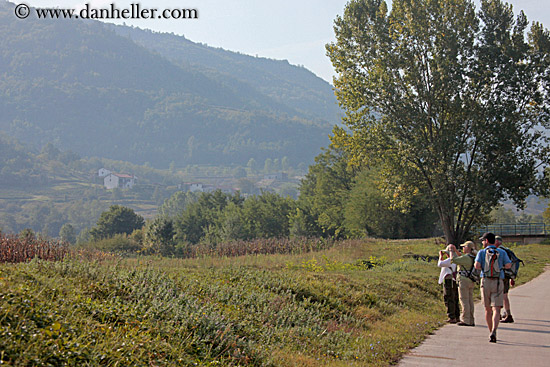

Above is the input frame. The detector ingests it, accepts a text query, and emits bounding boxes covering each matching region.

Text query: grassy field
[1,238,549,366]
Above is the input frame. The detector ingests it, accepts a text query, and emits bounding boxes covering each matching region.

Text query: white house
[98,168,111,177]
[104,173,137,190]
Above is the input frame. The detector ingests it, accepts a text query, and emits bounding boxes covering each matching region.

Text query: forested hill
[110,25,341,124]
[0,0,337,168]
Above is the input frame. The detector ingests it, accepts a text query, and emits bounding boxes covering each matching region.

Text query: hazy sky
[22,0,550,83]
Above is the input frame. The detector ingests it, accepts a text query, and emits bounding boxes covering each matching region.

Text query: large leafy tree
[327,0,550,244]
[90,205,145,240]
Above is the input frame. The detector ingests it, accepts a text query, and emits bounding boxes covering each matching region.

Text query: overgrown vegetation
[0,232,116,264]
[0,232,69,263]
[2,236,549,366]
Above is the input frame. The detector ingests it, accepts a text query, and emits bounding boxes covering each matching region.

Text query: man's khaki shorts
[481,277,504,307]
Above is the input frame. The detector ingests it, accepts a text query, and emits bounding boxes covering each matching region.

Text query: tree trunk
[438,206,460,245]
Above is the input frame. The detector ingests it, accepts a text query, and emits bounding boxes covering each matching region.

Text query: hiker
[450,241,477,326]
[438,244,460,323]
[495,235,515,323]
[475,232,512,343]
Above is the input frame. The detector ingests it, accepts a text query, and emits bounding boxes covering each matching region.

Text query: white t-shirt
[437,257,457,284]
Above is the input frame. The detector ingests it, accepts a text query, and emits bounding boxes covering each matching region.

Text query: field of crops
[1,236,549,366]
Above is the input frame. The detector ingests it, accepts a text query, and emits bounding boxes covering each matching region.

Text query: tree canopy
[327,0,550,244]
[90,205,145,240]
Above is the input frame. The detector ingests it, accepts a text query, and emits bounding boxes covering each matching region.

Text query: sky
[21,0,550,83]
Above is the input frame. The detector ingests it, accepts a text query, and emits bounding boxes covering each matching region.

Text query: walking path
[399,266,550,366]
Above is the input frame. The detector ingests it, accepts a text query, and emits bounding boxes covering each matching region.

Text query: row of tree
[77,144,440,255]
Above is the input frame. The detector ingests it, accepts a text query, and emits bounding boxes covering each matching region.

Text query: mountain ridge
[0,0,338,168]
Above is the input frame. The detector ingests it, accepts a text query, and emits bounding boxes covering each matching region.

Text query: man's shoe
[489,333,497,343]
[457,321,468,326]
[446,318,458,324]
[501,314,514,323]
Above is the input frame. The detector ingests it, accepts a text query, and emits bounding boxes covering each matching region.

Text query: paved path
[399,266,550,366]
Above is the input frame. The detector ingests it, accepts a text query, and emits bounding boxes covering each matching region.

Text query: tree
[281,156,290,172]
[220,202,246,241]
[298,147,356,238]
[279,183,299,200]
[289,208,319,238]
[173,190,241,244]
[489,206,517,224]
[232,166,247,179]
[240,192,295,238]
[152,186,166,205]
[327,0,550,244]
[237,178,259,195]
[272,158,281,172]
[59,223,76,244]
[247,158,258,174]
[293,146,355,237]
[158,191,198,218]
[143,217,175,255]
[344,169,437,239]
[90,205,145,240]
[264,158,273,173]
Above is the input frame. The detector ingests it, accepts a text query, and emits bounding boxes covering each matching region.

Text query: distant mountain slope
[111,25,341,124]
[0,1,337,168]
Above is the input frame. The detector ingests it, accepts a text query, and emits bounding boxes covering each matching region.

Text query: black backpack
[500,246,524,279]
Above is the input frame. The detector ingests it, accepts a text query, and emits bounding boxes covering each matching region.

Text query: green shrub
[87,234,140,253]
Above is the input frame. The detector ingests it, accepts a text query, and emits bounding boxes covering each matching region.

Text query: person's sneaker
[489,333,497,343]
[501,314,514,323]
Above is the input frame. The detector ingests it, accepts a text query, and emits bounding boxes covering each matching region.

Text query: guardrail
[475,223,548,236]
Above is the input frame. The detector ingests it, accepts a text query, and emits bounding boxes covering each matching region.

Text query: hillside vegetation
[2,237,549,366]
[0,134,188,236]
[0,0,336,168]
